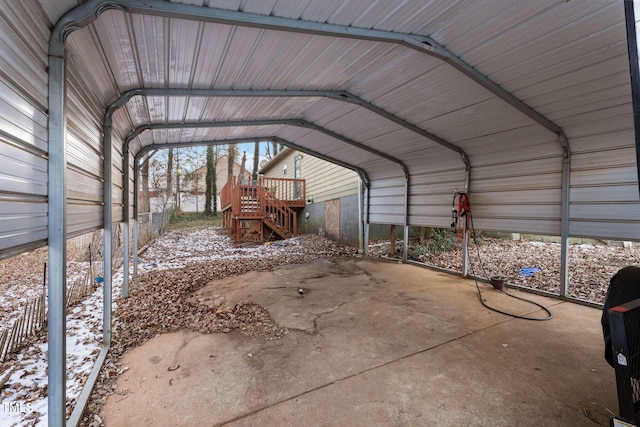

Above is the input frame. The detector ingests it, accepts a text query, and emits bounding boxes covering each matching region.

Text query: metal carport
[0,0,639,425]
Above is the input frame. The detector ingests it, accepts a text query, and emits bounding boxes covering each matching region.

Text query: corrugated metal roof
[0,0,639,258]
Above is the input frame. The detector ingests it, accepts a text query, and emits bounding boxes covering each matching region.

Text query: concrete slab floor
[101,258,617,426]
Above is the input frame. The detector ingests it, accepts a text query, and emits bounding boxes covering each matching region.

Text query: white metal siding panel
[0,1,48,110]
[0,81,48,153]
[467,145,564,235]
[369,177,405,225]
[570,140,640,241]
[516,58,629,111]
[0,138,47,196]
[458,2,617,70]
[2,0,639,259]
[240,0,277,15]
[67,203,103,237]
[0,200,47,258]
[112,133,125,224]
[298,0,343,22]
[126,152,135,221]
[374,63,493,120]
[409,168,466,228]
[90,11,141,89]
[66,62,115,231]
[417,0,637,239]
[562,98,640,240]
[570,222,639,241]
[402,145,466,228]
[0,2,50,256]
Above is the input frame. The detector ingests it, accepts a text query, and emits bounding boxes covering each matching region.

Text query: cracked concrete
[101,258,618,426]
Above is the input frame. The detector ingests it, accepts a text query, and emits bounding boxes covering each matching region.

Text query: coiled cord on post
[454,192,553,321]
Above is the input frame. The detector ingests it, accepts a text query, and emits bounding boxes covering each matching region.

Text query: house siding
[263,148,406,247]
[262,149,359,203]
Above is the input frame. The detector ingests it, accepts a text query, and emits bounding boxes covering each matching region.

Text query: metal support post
[559,147,571,297]
[103,128,112,345]
[123,149,129,298]
[358,178,363,251]
[364,185,370,255]
[624,0,640,199]
[133,156,139,281]
[462,218,470,277]
[123,221,129,297]
[403,174,409,262]
[47,53,67,427]
[401,163,409,261]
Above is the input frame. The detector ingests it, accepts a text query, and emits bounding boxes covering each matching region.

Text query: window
[294,155,302,178]
[294,155,302,199]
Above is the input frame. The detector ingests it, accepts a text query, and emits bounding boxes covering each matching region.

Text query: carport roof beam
[107,88,469,169]
[125,120,409,178]
[67,0,565,149]
[135,137,370,187]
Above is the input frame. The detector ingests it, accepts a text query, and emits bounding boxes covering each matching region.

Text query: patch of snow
[2,226,340,426]
[1,267,123,427]
[525,241,552,247]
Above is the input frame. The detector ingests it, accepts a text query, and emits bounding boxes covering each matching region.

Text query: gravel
[368,236,640,304]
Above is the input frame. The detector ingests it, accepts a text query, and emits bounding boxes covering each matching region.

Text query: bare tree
[149,153,173,231]
[167,148,174,210]
[213,146,219,216]
[226,143,238,178]
[139,153,150,214]
[175,149,182,213]
[204,145,216,216]
[252,141,260,180]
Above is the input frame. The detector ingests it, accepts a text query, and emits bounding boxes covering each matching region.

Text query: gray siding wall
[0,2,49,257]
[1,1,639,260]
[0,3,121,257]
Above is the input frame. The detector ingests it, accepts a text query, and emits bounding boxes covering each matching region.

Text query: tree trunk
[213,147,218,216]
[227,144,236,178]
[140,153,150,214]
[252,141,260,180]
[204,146,214,216]
[175,149,181,213]
[167,148,174,211]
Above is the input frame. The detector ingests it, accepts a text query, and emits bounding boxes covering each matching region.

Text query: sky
[152,141,276,175]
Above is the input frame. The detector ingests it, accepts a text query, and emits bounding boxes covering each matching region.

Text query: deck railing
[220,176,305,214]
[220,176,305,240]
[261,177,305,207]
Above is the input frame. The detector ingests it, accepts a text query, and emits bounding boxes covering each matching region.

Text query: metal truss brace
[62,0,565,151]
[125,119,408,179]
[107,88,469,169]
[135,136,370,187]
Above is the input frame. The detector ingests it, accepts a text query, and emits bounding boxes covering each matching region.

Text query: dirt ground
[99,258,617,427]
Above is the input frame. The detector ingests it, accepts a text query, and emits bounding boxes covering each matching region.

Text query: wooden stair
[220,176,304,242]
[262,190,296,239]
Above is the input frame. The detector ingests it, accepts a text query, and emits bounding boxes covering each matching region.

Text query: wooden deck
[220,176,305,242]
